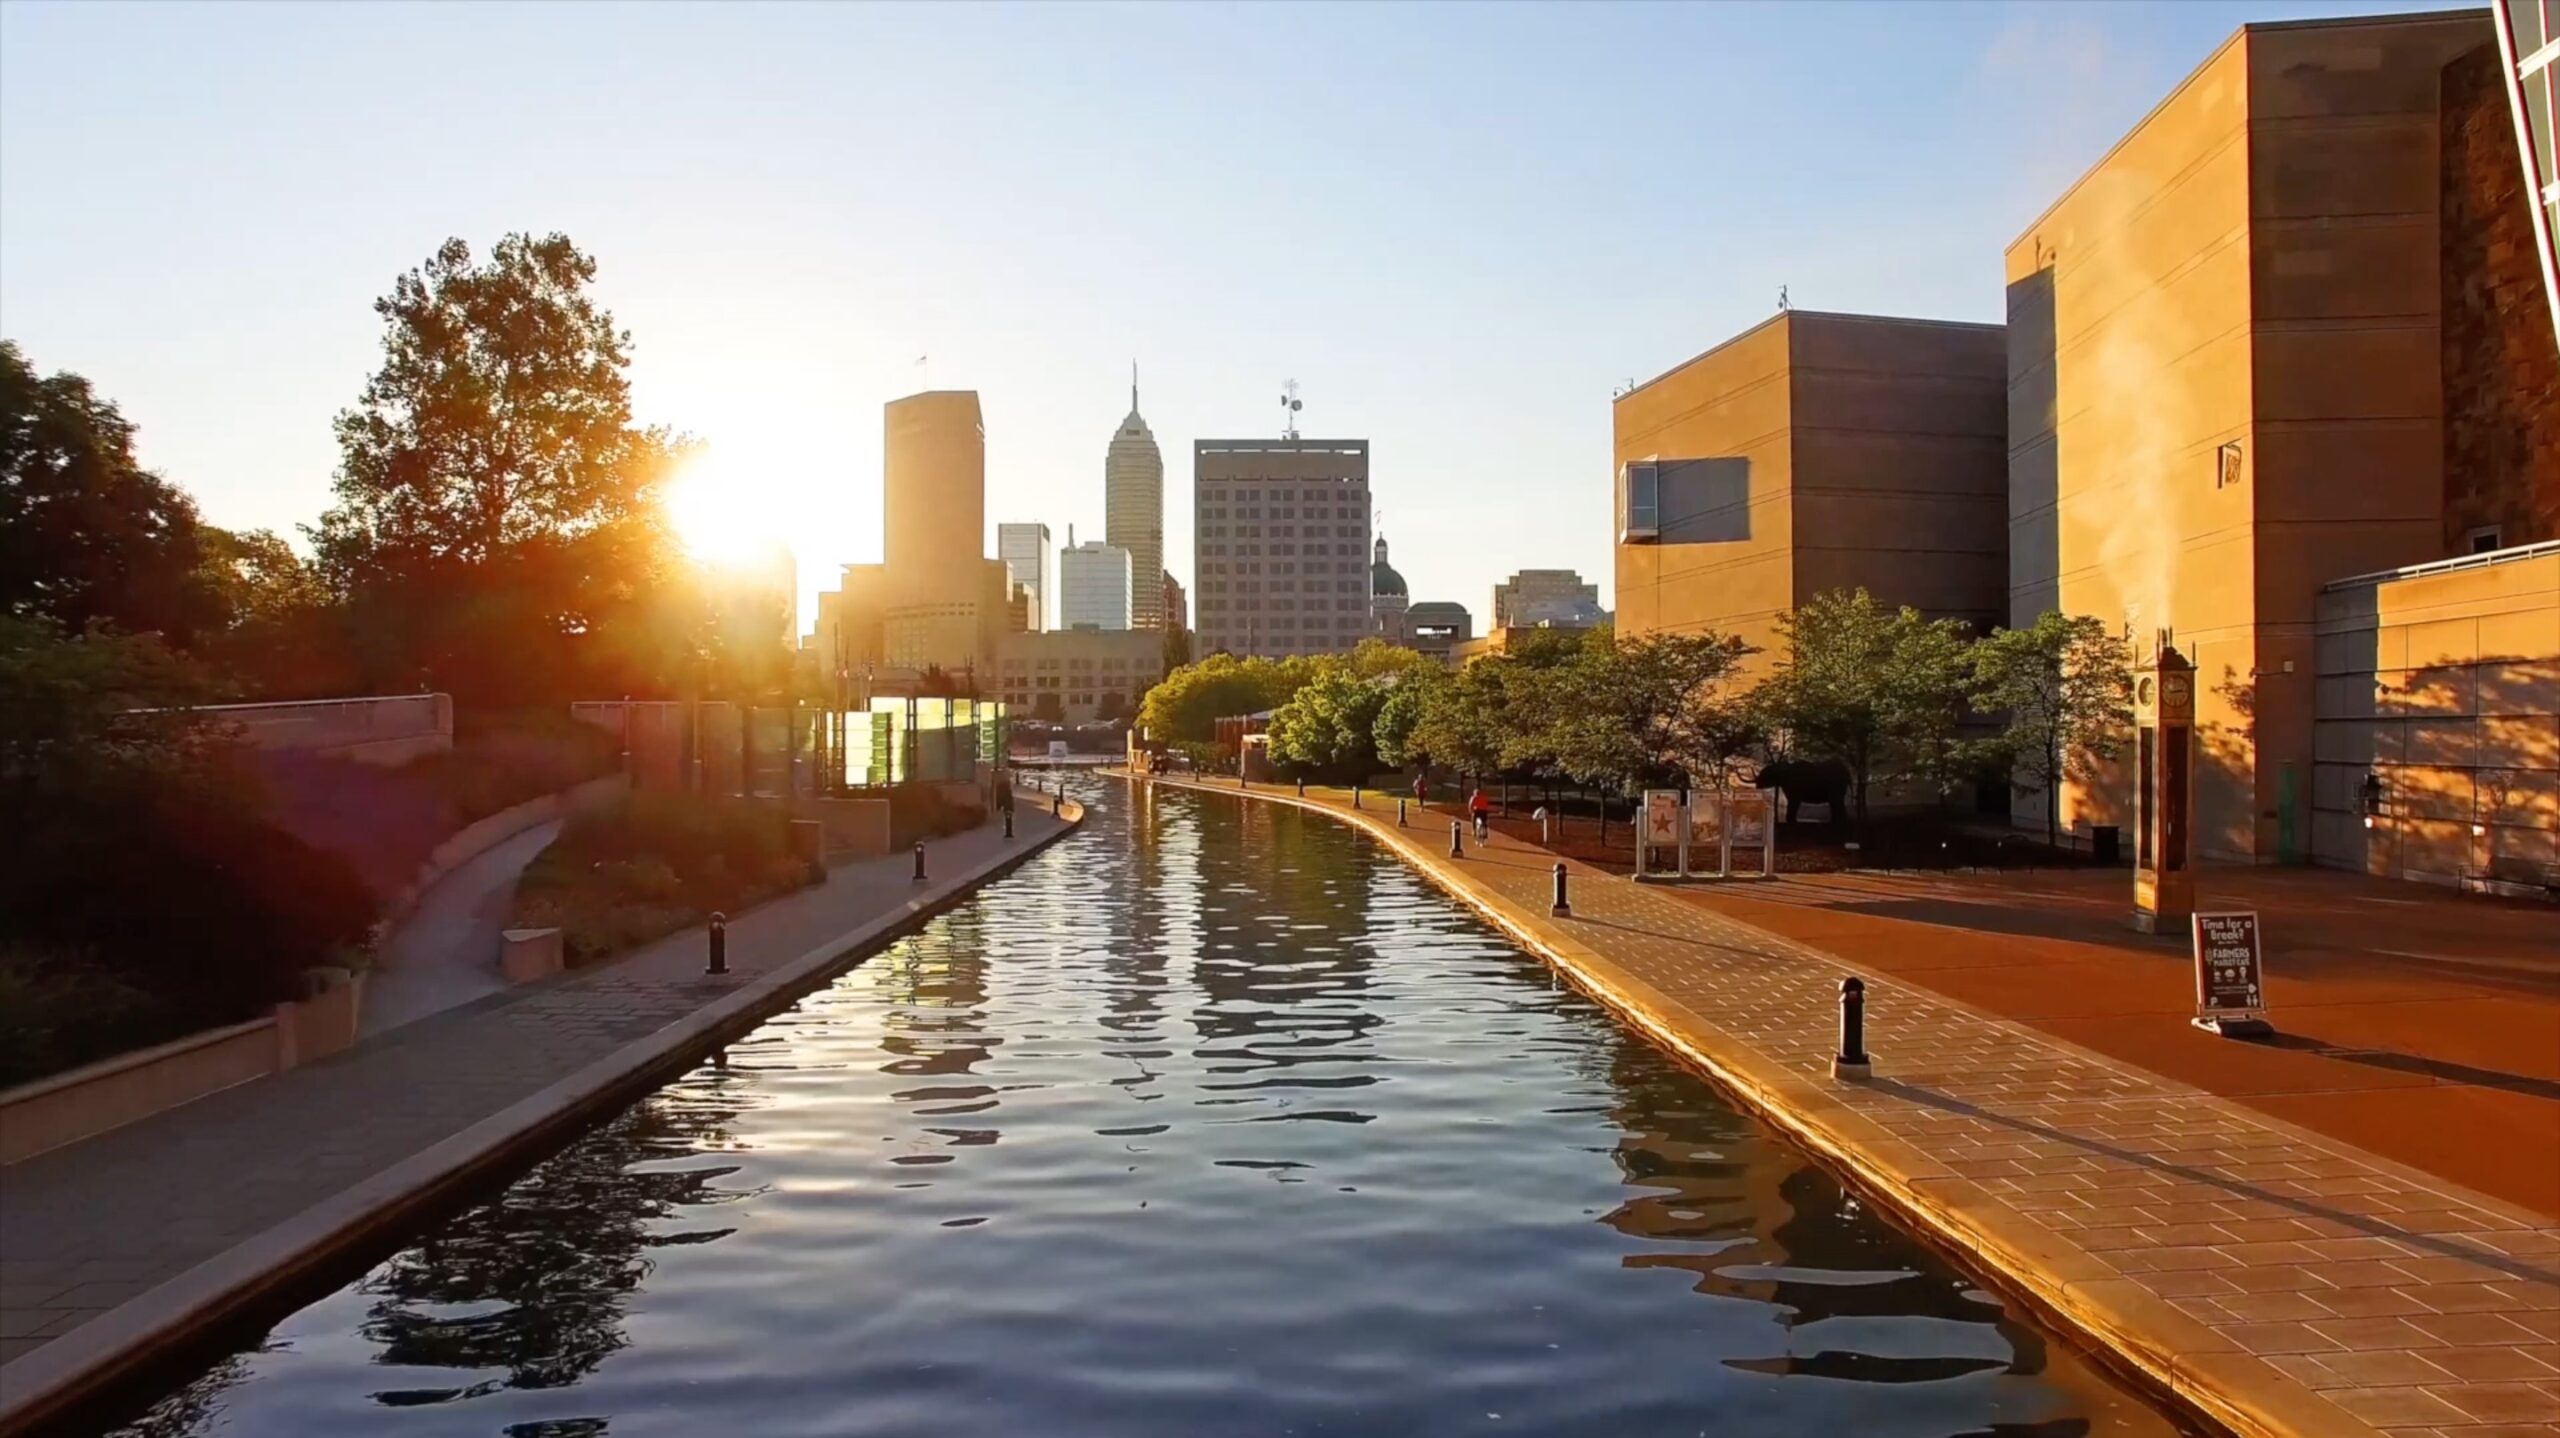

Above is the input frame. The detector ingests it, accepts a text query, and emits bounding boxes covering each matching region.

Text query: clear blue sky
[0,0,2470,633]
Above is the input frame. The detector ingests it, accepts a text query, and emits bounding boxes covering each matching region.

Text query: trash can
[2092,825,2121,865]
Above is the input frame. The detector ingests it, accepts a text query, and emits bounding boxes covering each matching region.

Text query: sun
[662,451,780,569]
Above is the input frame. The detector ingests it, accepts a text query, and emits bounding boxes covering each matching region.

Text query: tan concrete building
[1492,568,1604,630]
[1613,310,2009,668]
[995,627,1164,725]
[1193,438,1372,659]
[2005,8,2558,861]
[2313,542,2557,889]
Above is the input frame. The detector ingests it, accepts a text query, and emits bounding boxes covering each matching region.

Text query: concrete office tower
[1492,569,1605,629]
[997,522,1052,630]
[1106,371,1166,630]
[1060,536,1133,630]
[880,391,996,674]
[1193,438,1372,659]
[1161,570,1187,634]
[1614,311,2008,667]
[2005,8,2559,864]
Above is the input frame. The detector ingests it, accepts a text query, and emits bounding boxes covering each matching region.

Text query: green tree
[1161,624,1192,676]
[0,341,226,646]
[1372,662,1450,770]
[311,234,694,705]
[1543,626,1753,797]
[1757,589,1977,823]
[1968,610,2135,847]
[194,527,355,697]
[1135,651,1312,745]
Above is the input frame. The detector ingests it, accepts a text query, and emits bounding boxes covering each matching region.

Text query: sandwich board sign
[2190,911,2272,1038]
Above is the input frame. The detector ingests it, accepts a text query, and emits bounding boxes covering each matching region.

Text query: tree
[1372,662,1450,771]
[1969,610,2135,847]
[0,341,226,646]
[1543,626,1753,797]
[1757,589,1976,823]
[1161,625,1192,676]
[193,527,355,697]
[1136,651,1312,745]
[310,234,694,705]
[1266,657,1386,781]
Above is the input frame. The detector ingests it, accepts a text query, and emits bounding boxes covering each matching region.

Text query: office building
[809,391,1008,693]
[1194,437,1372,659]
[2491,0,2559,349]
[997,522,1052,631]
[2005,9,2556,874]
[996,628,1164,726]
[1615,311,2009,666]
[1107,373,1166,630]
[1162,571,1187,634]
[1406,600,1472,664]
[1060,536,1134,630]
[1493,568,1605,630]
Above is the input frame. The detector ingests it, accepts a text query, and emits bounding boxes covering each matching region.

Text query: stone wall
[2441,44,2560,553]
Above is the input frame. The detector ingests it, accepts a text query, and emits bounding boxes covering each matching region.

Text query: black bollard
[1004,807,1014,840]
[1054,791,1063,816]
[1352,785,1361,810]
[1397,797,1407,826]
[912,840,927,885]
[705,912,729,976]
[1450,819,1464,859]
[1832,977,1872,1079]
[1297,778,1306,797]
[1550,862,1572,918]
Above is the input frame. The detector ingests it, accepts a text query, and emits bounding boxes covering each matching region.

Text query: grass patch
[509,791,815,966]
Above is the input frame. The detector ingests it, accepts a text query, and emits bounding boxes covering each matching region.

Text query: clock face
[2164,675,2192,707]
[2138,677,2156,705]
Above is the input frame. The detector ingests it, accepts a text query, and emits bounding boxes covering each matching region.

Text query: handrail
[2320,539,2560,592]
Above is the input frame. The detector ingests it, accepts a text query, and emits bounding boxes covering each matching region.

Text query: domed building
[1369,534,1410,640]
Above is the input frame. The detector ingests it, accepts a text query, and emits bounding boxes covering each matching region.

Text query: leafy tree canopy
[1969,610,2134,846]
[0,340,225,646]
[1756,589,1975,820]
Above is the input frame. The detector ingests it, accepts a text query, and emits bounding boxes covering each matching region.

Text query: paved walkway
[0,801,1074,1427]
[1662,868,2560,1217]
[1152,774,2560,1438]
[361,816,562,1037]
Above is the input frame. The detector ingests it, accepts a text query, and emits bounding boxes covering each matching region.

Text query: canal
[111,779,2196,1437]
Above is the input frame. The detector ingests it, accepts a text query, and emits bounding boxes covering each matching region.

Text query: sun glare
[663,452,780,569]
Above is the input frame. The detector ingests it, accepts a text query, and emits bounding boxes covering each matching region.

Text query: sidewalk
[1153,773,2560,1438]
[1664,867,2560,1217]
[0,800,1078,1431]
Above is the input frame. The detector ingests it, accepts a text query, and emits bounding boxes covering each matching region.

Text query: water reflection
[110,781,2192,1438]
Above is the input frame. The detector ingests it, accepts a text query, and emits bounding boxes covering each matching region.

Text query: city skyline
[0,0,2478,632]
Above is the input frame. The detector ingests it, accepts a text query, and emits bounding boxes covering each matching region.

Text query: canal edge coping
[0,795,1087,1438]
[1130,772,2446,1438]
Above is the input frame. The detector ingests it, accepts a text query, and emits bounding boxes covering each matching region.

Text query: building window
[2215,440,2244,489]
[1622,461,1659,541]
[2467,525,2504,554]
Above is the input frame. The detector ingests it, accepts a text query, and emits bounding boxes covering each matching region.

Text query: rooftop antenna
[1280,379,1303,441]
[1777,285,1790,312]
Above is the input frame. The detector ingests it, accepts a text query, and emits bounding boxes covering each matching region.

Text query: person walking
[1467,785,1491,845]
[1411,771,1428,806]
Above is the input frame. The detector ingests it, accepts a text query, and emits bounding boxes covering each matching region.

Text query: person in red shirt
[1467,786,1491,844]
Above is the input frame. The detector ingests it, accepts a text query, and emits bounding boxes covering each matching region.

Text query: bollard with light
[1550,862,1571,918]
[1450,820,1464,859]
[1397,797,1408,826]
[705,911,729,976]
[912,840,927,884]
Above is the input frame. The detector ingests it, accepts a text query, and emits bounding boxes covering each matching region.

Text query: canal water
[112,780,2195,1438]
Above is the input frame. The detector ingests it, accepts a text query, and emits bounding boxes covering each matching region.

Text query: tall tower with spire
[1105,362,1166,630]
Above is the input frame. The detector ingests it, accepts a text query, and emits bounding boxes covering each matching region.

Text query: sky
[0,0,2473,635]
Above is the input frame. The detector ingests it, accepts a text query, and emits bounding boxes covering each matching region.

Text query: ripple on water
[106,781,2199,1438]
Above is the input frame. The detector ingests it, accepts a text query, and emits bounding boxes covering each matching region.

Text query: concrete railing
[0,969,365,1166]
[202,693,454,768]
[377,775,628,935]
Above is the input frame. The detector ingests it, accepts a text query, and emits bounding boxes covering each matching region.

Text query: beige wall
[2311,546,2558,887]
[1614,311,2003,680]
[2004,12,2492,860]
[997,627,1164,724]
[1614,315,1795,660]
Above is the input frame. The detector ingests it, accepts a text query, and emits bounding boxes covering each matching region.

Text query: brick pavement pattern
[0,805,1069,1384]
[1153,774,2560,1438]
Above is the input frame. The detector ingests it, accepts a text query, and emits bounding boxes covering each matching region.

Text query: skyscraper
[1060,536,1134,630]
[1105,367,1165,630]
[1192,437,1371,659]
[881,390,997,674]
[997,521,1052,630]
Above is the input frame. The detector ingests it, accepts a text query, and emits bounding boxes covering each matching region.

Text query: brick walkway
[1156,775,2560,1438]
[0,803,1072,1417]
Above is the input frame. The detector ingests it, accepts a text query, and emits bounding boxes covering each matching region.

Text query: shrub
[509,791,810,966]
[0,943,192,1089]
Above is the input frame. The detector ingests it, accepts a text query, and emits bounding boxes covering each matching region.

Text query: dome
[1370,535,1408,599]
